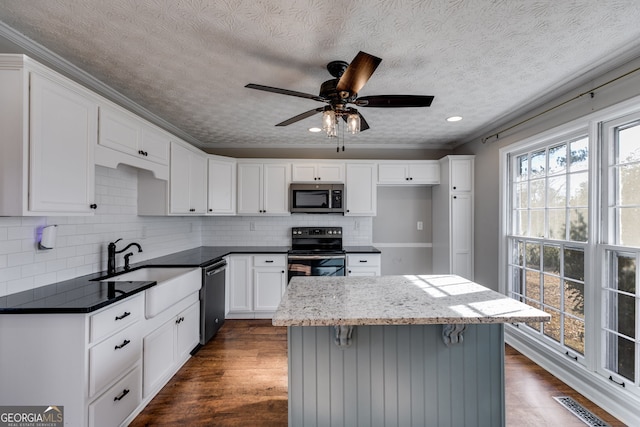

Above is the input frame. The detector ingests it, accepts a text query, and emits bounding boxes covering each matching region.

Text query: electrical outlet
[354,221,360,231]
[250,222,256,231]
[417,221,423,231]
[141,226,147,239]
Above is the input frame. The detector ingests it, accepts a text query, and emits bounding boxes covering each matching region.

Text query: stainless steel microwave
[290,183,344,214]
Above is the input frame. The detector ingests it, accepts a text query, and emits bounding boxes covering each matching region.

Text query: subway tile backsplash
[0,165,372,297]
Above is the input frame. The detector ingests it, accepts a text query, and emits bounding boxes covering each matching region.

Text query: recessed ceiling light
[446,116,463,122]
[308,127,322,132]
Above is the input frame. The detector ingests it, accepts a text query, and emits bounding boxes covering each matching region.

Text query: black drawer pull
[265,260,274,263]
[359,260,368,263]
[115,311,131,321]
[114,339,130,350]
[89,203,97,209]
[114,388,130,401]
[176,316,185,324]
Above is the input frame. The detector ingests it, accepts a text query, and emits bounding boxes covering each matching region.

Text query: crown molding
[0,21,205,149]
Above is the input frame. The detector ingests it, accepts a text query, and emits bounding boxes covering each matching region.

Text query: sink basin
[99,267,196,283]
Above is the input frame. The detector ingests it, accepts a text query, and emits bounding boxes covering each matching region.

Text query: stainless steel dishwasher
[200,259,227,345]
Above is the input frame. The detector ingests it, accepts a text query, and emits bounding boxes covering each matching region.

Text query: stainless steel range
[288,227,346,282]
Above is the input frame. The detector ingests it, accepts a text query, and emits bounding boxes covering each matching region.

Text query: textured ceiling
[1,0,640,151]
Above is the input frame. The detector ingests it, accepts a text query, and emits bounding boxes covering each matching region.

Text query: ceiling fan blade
[358,112,370,131]
[245,84,327,102]
[356,95,434,107]
[275,107,325,126]
[336,51,382,95]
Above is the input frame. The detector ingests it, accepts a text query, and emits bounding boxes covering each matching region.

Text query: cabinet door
[263,163,290,214]
[176,303,200,361]
[141,125,170,165]
[208,158,236,214]
[228,256,253,312]
[170,143,192,213]
[450,158,473,192]
[254,268,286,311]
[378,163,409,184]
[189,153,208,214]
[237,163,263,214]
[29,73,96,213]
[99,105,141,156]
[291,163,317,182]
[345,163,377,216]
[409,162,440,184]
[143,320,175,396]
[451,193,473,279]
[317,163,344,182]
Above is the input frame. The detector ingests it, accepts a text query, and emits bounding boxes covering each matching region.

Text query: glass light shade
[322,110,336,134]
[347,112,360,134]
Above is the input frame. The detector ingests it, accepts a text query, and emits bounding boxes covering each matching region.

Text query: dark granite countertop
[0,245,378,314]
[343,246,381,254]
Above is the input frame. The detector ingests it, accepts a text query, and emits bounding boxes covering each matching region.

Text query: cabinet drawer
[89,326,142,397]
[90,294,143,343]
[254,255,286,267]
[89,365,142,427]
[347,254,380,267]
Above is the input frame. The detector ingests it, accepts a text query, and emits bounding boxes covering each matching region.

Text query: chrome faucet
[107,239,143,275]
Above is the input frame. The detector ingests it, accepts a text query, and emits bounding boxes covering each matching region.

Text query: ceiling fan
[245,51,434,134]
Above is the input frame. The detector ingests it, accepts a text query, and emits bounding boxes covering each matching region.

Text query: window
[601,115,640,387]
[506,134,588,355]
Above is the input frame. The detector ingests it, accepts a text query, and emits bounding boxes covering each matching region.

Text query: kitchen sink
[99,267,202,318]
[98,267,196,283]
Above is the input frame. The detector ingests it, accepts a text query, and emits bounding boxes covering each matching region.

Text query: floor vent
[553,396,610,427]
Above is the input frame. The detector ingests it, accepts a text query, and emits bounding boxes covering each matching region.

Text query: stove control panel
[291,227,342,237]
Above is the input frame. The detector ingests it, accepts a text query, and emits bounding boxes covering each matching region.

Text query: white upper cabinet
[237,162,290,215]
[170,142,207,214]
[345,163,377,216]
[291,162,345,182]
[207,156,236,215]
[378,161,440,185]
[0,55,98,216]
[97,103,170,179]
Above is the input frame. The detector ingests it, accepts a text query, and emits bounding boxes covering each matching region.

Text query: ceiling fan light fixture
[322,109,337,137]
[308,127,322,133]
[347,111,360,134]
[446,116,463,122]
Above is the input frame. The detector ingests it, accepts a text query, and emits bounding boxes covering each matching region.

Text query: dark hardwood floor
[130,320,625,426]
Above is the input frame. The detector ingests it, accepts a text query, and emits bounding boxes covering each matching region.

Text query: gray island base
[273,275,550,427]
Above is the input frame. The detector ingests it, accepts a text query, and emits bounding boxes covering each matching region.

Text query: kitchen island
[273,275,550,427]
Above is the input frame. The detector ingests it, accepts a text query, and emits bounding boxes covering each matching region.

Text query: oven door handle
[288,255,346,260]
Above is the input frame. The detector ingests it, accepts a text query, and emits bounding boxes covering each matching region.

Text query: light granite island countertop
[273,275,550,427]
[272,274,550,327]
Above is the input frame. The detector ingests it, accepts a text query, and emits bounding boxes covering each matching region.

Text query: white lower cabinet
[143,299,200,397]
[0,275,201,426]
[227,254,287,318]
[346,254,381,276]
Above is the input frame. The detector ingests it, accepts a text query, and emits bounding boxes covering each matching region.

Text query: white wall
[462,55,640,291]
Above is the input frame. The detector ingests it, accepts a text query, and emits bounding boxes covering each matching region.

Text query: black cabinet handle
[409,177,413,180]
[176,316,185,325]
[208,209,213,212]
[138,150,144,155]
[115,311,131,321]
[189,208,195,212]
[90,204,97,209]
[359,260,368,263]
[453,186,457,190]
[114,389,130,401]
[114,339,130,350]
[265,260,274,263]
